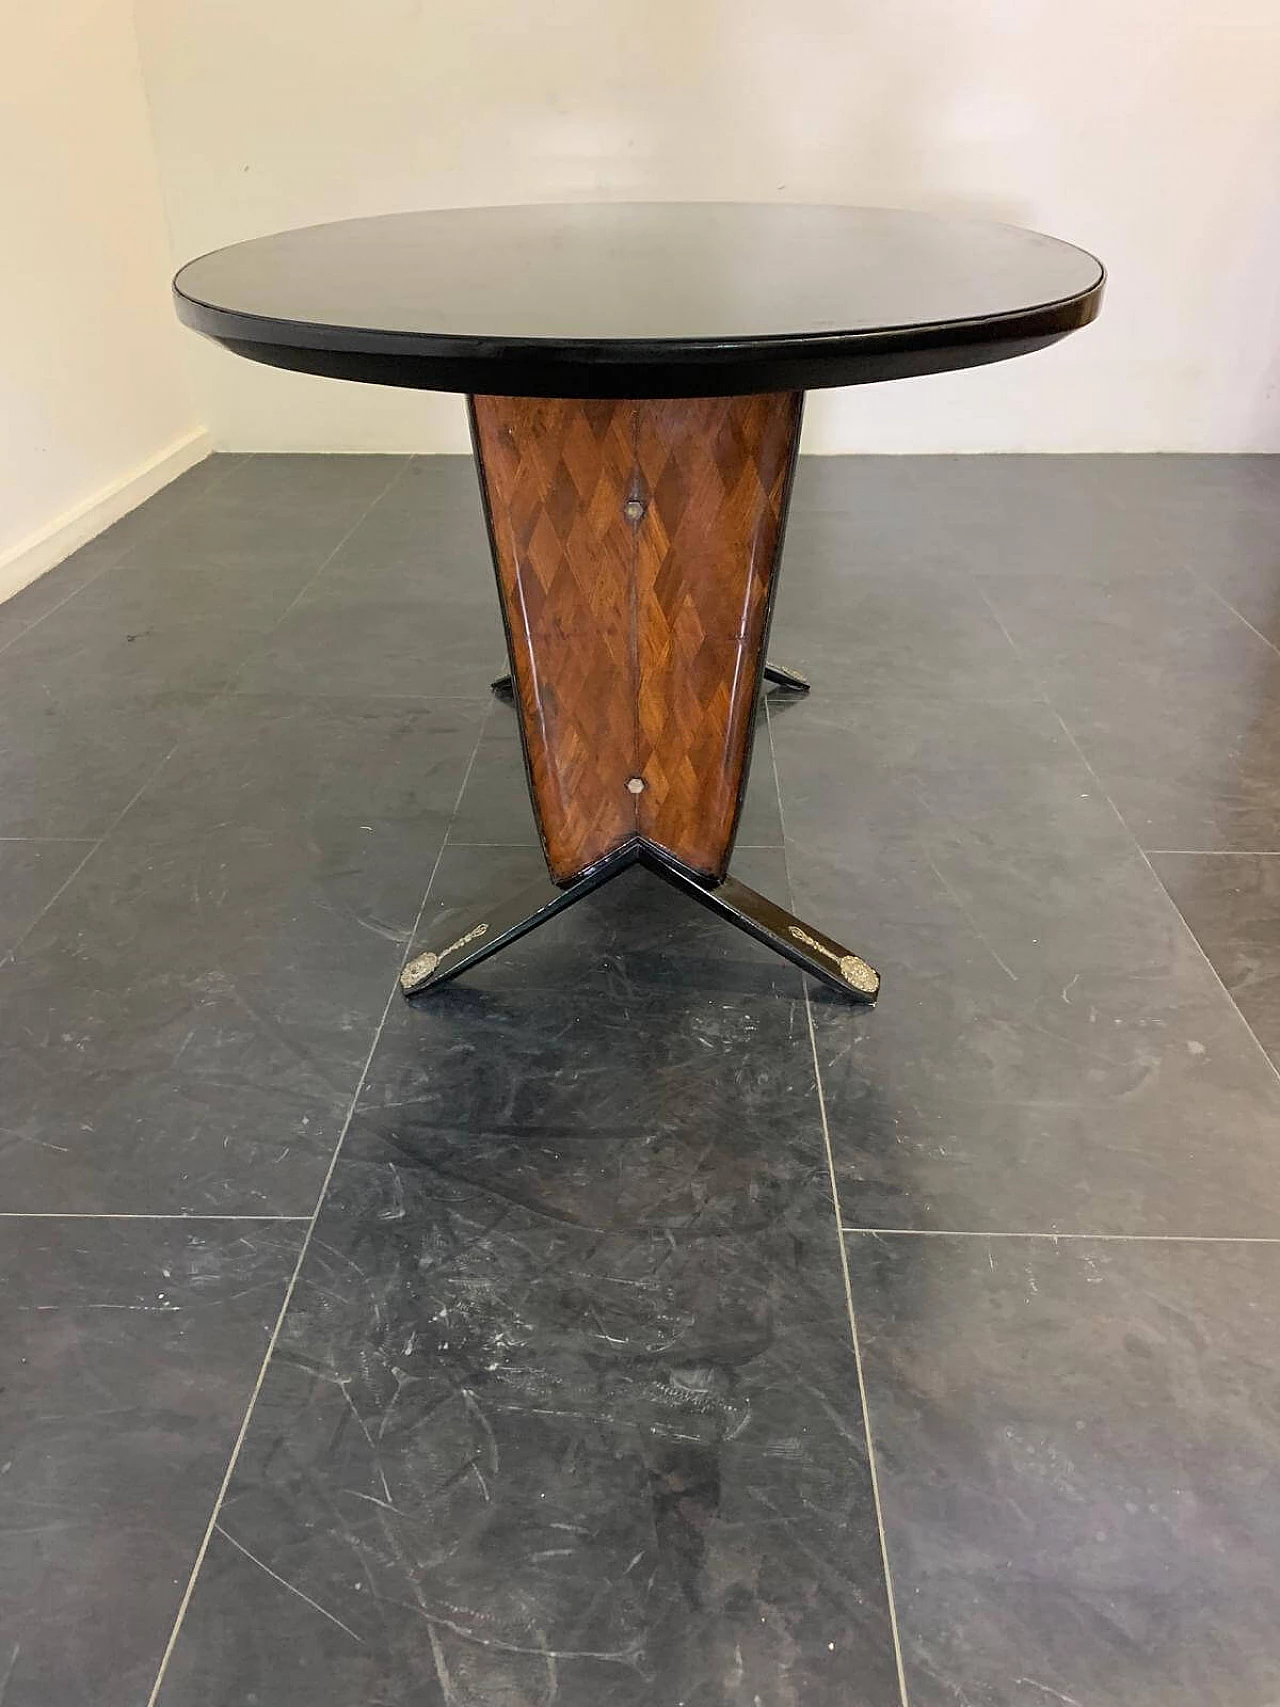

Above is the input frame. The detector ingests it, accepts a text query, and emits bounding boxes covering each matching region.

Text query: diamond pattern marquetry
[471,392,802,883]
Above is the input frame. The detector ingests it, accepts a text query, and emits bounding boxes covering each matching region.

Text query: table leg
[399,846,635,996]
[401,841,877,1001]
[643,851,878,999]
[402,392,878,1002]
[761,661,811,693]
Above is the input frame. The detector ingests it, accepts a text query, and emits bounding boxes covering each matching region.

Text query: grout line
[0,836,99,844]
[1193,572,1280,663]
[144,697,491,1703]
[213,1521,364,1644]
[974,581,1280,1101]
[3,839,102,965]
[0,455,245,660]
[841,1227,1280,1243]
[0,1212,311,1222]
[765,699,912,1707]
[1144,849,1280,857]
[806,1009,910,1707]
[229,692,494,711]
[232,691,494,707]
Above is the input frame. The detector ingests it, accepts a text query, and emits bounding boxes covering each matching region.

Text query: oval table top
[173,203,1104,399]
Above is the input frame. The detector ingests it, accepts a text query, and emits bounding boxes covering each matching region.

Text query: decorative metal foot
[400,841,877,1003]
[761,662,810,693]
[490,663,809,702]
[399,847,637,996]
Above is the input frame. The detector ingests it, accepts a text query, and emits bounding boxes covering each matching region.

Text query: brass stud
[626,776,646,794]
[623,498,646,522]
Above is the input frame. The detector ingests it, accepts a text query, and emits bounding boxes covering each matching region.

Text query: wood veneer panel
[471,392,800,883]
[634,394,800,873]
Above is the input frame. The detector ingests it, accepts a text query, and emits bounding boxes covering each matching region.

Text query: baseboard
[0,427,213,606]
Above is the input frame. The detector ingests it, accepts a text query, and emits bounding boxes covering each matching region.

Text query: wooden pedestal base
[471,392,802,884]
[400,391,879,1002]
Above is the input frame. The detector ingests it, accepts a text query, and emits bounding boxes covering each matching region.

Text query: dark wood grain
[471,393,801,883]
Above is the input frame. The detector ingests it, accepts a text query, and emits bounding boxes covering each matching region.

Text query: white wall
[0,0,206,595]
[135,0,1280,455]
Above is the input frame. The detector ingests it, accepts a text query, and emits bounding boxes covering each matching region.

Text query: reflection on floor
[2,452,1280,1706]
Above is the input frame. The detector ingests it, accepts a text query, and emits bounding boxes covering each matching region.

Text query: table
[174,204,1103,1001]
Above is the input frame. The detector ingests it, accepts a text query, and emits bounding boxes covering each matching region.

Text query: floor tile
[788,454,924,513]
[0,838,94,953]
[1152,852,1280,1067]
[1086,452,1280,507]
[2,571,263,695]
[770,688,1130,890]
[829,455,1164,580]
[3,451,1280,1701]
[442,704,540,846]
[124,453,406,580]
[979,568,1280,851]
[307,483,492,603]
[786,455,1135,579]
[0,1215,301,1707]
[0,456,409,840]
[0,669,214,839]
[233,596,505,700]
[104,526,344,629]
[0,696,485,1214]
[202,452,407,520]
[846,1232,1280,1707]
[1166,498,1280,648]
[1188,555,1280,650]
[808,905,1280,1239]
[392,452,480,510]
[153,850,900,1706]
[158,1180,898,1705]
[771,691,1280,1235]
[773,544,1039,700]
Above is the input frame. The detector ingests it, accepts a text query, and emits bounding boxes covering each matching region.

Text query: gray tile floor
[2,451,1279,1705]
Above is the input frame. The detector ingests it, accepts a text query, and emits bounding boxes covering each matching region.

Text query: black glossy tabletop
[174,203,1104,399]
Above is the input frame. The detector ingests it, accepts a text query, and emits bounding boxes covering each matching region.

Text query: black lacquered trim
[398,837,878,1002]
[173,276,1103,399]
[716,392,803,877]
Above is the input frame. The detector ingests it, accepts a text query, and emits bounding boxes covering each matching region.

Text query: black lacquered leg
[640,848,879,1001]
[400,846,637,997]
[761,661,810,693]
[401,841,877,1003]
[490,664,809,700]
